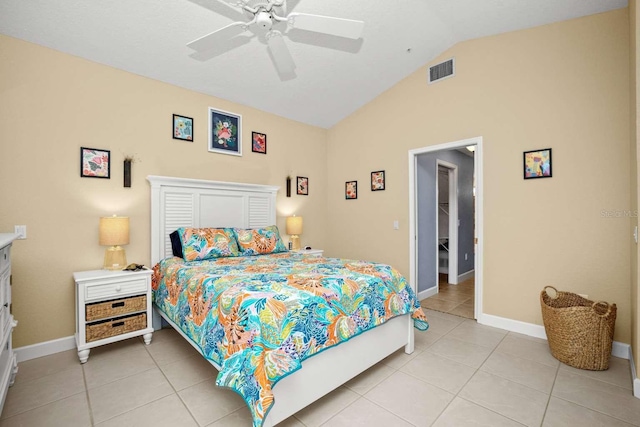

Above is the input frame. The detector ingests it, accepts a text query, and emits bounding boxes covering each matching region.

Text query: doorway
[408,136,483,319]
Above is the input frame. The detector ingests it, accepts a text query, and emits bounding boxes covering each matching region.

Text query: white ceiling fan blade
[187,22,247,51]
[267,31,296,75]
[287,13,364,39]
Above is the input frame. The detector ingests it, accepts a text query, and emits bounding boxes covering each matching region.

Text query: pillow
[169,230,183,258]
[234,225,288,256]
[176,227,240,261]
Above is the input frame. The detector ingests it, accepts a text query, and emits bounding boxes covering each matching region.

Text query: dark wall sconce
[286,176,291,197]
[124,159,132,188]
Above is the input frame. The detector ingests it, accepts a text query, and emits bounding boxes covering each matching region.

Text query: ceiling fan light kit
[187,0,365,74]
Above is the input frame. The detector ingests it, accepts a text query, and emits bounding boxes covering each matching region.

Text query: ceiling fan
[187,0,365,75]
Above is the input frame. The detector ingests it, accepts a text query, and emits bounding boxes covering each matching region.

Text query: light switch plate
[14,225,26,239]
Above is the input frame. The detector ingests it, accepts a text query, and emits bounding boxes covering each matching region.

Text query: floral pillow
[177,228,240,261]
[234,225,288,256]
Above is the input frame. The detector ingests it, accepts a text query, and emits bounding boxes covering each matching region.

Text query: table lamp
[286,215,303,250]
[99,215,129,270]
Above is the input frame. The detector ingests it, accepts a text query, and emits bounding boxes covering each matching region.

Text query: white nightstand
[293,248,324,257]
[74,269,154,363]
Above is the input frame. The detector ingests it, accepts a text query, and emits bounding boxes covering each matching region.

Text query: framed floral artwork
[173,114,193,141]
[523,148,552,179]
[252,131,267,154]
[345,181,357,199]
[297,176,308,195]
[209,107,242,156]
[371,170,385,191]
[80,147,110,179]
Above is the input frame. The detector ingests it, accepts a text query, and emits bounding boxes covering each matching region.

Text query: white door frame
[409,136,483,319]
[436,160,458,285]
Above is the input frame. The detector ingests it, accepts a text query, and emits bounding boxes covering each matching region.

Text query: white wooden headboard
[147,175,279,265]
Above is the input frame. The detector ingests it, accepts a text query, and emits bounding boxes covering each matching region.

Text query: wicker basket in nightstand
[86,312,147,342]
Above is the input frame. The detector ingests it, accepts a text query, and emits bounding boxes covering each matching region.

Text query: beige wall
[326,10,632,343]
[631,0,640,380]
[0,35,328,347]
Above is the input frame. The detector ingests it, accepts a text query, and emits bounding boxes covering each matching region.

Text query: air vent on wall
[428,58,455,84]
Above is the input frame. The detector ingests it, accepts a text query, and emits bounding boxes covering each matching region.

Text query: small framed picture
[523,148,552,179]
[80,147,110,179]
[209,107,242,156]
[173,114,193,141]
[297,176,309,195]
[371,170,385,191]
[252,131,267,154]
[346,181,357,199]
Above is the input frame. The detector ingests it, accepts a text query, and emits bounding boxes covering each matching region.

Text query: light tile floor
[421,275,475,319]
[1,309,639,426]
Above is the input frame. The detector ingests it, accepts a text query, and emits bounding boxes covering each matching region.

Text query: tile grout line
[538,352,562,426]
[434,329,530,426]
[550,367,640,426]
[85,338,199,426]
[143,336,203,427]
[0,365,88,422]
[81,363,96,426]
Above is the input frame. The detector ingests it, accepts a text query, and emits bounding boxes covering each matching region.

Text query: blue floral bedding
[152,252,428,427]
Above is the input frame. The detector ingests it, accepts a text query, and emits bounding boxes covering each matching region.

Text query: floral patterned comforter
[152,252,428,427]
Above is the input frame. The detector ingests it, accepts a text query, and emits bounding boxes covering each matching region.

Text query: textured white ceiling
[0,0,627,128]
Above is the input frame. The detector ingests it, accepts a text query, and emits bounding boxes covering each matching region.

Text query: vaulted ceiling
[0,0,628,128]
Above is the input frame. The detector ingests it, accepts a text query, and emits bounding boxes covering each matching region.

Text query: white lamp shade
[286,216,303,235]
[99,216,130,246]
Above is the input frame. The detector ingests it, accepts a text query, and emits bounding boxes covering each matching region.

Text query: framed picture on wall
[209,107,242,156]
[346,181,357,199]
[80,147,110,179]
[252,131,267,154]
[371,170,385,191]
[173,114,193,141]
[523,148,552,179]
[297,176,309,195]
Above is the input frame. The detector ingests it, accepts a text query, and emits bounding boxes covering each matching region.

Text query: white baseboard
[458,269,474,283]
[477,313,630,360]
[418,287,438,301]
[14,335,76,363]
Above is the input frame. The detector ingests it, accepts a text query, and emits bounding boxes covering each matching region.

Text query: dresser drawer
[0,245,9,274]
[86,295,146,322]
[85,277,148,302]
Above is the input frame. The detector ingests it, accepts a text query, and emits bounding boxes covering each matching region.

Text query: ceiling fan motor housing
[256,11,273,30]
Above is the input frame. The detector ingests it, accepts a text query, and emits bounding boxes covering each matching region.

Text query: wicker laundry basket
[540,286,616,370]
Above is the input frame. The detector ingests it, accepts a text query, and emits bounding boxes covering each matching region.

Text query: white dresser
[0,234,19,414]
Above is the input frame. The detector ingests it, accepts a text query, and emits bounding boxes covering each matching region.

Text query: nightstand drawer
[85,277,147,301]
[86,295,146,322]
[86,312,147,342]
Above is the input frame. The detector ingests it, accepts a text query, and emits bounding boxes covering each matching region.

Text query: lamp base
[290,235,301,250]
[104,246,127,270]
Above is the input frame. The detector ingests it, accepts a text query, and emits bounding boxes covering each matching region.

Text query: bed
[147,175,428,427]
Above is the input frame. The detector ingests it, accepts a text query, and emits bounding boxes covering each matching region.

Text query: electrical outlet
[464,253,468,260]
[393,220,399,230]
[14,225,26,239]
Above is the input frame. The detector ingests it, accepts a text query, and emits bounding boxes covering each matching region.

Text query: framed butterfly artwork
[80,147,110,179]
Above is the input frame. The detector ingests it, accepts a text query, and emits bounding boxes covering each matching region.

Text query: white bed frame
[147,175,415,426]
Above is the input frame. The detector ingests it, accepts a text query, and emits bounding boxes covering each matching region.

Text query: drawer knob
[115,285,121,292]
